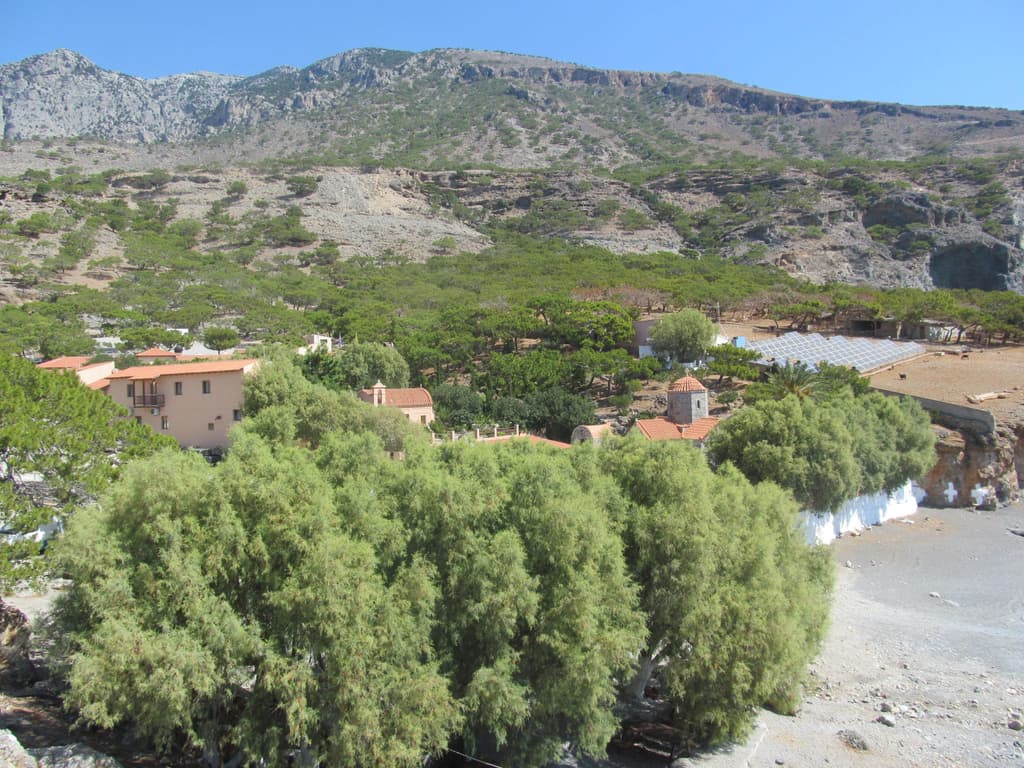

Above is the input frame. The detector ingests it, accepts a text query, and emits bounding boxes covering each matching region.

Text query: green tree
[116,327,190,354]
[226,180,248,198]
[706,395,859,511]
[203,326,240,355]
[707,391,934,511]
[601,438,832,747]
[705,343,761,384]
[389,441,645,767]
[649,309,718,363]
[523,387,596,441]
[286,175,319,197]
[431,383,486,430]
[0,354,173,586]
[300,343,411,390]
[52,442,458,767]
[0,306,94,359]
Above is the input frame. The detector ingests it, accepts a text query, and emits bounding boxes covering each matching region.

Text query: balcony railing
[133,393,165,408]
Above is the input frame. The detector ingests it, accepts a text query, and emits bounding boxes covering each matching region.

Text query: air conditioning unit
[150,407,160,415]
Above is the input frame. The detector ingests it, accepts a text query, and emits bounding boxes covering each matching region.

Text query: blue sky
[5,0,1023,110]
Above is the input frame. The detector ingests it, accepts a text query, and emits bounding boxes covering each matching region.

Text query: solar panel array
[748,332,925,373]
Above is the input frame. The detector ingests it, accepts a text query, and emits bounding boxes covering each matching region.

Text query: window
[174,381,183,396]
[420,415,427,425]
[233,409,242,422]
[161,415,169,430]
[202,380,211,394]
[127,383,135,398]
[207,422,215,431]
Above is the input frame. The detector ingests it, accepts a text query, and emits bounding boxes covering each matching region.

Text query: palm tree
[765,361,817,400]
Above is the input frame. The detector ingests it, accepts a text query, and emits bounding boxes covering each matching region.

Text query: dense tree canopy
[707,389,935,511]
[50,361,835,766]
[602,438,832,745]
[319,341,411,389]
[202,326,240,354]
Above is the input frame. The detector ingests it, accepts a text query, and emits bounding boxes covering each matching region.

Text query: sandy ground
[668,504,1024,768]
[868,345,1024,423]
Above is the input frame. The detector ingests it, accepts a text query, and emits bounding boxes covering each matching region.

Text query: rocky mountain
[3,48,1024,166]
[0,48,1022,295]
[0,49,239,142]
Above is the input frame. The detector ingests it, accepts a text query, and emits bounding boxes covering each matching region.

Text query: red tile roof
[358,386,433,408]
[108,359,260,381]
[677,416,720,442]
[669,376,706,393]
[634,418,684,441]
[88,378,111,391]
[635,415,720,442]
[37,356,92,370]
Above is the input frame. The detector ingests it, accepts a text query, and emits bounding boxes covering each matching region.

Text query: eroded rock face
[0,50,237,142]
[862,193,964,229]
[929,240,1021,291]
[921,424,1021,507]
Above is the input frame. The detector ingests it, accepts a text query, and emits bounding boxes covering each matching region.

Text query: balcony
[133,393,165,408]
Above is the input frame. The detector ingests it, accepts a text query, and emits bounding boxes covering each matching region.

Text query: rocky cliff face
[0,49,238,142]
[922,423,1024,508]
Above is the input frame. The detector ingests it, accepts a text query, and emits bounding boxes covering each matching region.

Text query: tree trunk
[624,640,666,701]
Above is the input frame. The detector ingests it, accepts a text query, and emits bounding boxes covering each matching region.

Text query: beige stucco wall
[399,404,435,426]
[109,367,255,450]
[75,361,115,386]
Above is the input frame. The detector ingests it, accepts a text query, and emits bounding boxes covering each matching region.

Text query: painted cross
[970,484,988,507]
[944,482,957,505]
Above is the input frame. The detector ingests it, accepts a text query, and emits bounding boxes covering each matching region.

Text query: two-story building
[106,359,260,450]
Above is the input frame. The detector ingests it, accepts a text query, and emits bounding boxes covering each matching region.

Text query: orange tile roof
[634,417,684,441]
[677,416,720,442]
[88,378,111,391]
[37,356,92,370]
[359,387,433,408]
[480,434,571,449]
[137,347,178,358]
[669,376,706,393]
[108,359,260,381]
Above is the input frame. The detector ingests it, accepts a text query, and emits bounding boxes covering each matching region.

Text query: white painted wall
[800,481,919,545]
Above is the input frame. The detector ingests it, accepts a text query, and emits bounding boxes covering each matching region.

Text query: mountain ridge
[3,47,1022,166]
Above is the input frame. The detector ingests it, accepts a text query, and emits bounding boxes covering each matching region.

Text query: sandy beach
[675,504,1024,768]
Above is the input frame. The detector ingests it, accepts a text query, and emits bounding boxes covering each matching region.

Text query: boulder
[0,729,37,768]
[26,745,122,768]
